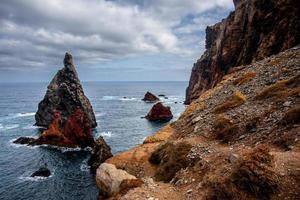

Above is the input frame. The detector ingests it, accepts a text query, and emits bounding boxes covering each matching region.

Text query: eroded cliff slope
[185,0,300,104]
[99,46,300,200]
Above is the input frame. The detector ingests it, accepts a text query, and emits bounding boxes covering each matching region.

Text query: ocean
[0,81,187,200]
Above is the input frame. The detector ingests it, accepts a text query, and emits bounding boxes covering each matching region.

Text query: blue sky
[0,0,233,82]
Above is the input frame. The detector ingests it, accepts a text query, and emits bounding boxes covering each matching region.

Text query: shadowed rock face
[88,136,113,173]
[142,92,159,102]
[35,52,97,128]
[185,0,300,104]
[145,102,173,122]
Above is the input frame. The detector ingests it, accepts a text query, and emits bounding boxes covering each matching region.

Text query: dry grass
[204,146,278,200]
[231,146,277,199]
[180,101,205,119]
[279,106,300,125]
[233,71,256,86]
[213,91,247,113]
[149,141,192,182]
[255,74,300,101]
[212,115,239,143]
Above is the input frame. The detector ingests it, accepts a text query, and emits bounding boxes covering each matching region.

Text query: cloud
[0,0,233,79]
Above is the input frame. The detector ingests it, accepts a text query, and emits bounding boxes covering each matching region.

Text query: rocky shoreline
[95,45,300,200]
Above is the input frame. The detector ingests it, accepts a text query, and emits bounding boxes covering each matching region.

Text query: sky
[0,0,234,82]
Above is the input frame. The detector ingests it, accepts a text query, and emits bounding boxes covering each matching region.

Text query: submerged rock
[145,102,173,122]
[96,163,141,198]
[35,52,97,128]
[31,167,51,177]
[142,92,159,102]
[88,136,113,173]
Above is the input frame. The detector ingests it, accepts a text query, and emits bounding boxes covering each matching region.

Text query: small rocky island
[14,53,112,169]
[145,102,173,122]
[142,91,159,102]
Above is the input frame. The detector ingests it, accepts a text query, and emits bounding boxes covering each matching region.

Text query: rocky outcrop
[96,163,142,198]
[14,108,95,147]
[35,53,97,128]
[88,136,113,173]
[185,0,300,104]
[145,102,173,122]
[142,92,159,102]
[31,167,51,177]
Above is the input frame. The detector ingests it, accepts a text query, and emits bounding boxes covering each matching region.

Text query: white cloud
[0,0,233,72]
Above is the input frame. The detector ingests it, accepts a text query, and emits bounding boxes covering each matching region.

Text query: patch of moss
[149,141,192,182]
[213,91,247,113]
[255,74,300,101]
[233,71,256,86]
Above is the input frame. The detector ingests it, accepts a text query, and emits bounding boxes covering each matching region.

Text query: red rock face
[145,102,173,122]
[185,0,300,104]
[35,108,94,148]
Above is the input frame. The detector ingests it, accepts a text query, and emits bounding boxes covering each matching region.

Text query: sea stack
[35,52,97,128]
[29,53,100,148]
[145,102,173,122]
[142,91,159,102]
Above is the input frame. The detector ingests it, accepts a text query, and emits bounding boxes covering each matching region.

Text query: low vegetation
[149,141,192,182]
[212,115,239,143]
[213,91,247,113]
[204,146,278,200]
[279,106,300,125]
[255,74,300,101]
[233,71,256,86]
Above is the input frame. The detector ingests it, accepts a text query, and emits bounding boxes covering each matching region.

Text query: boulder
[88,136,113,173]
[35,52,97,128]
[96,163,141,197]
[142,92,159,102]
[31,167,51,177]
[145,102,173,122]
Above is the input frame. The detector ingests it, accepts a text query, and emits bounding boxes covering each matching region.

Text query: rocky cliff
[98,45,300,200]
[185,0,300,104]
[35,53,97,128]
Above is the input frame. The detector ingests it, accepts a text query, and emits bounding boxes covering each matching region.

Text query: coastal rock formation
[98,46,300,199]
[142,92,159,102]
[96,163,142,198]
[31,167,51,177]
[185,0,300,104]
[88,136,113,173]
[35,52,97,128]
[145,102,173,122]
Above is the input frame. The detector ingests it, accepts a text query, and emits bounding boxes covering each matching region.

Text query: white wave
[22,124,44,130]
[80,159,90,172]
[95,112,105,117]
[19,170,54,182]
[100,96,118,100]
[0,124,19,130]
[39,144,92,153]
[16,112,35,117]
[99,131,112,138]
[120,97,137,101]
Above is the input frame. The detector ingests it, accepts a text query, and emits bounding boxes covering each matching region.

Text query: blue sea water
[0,81,187,200]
